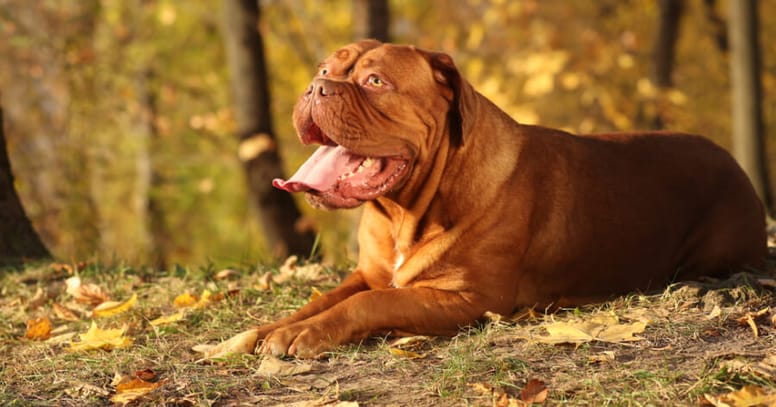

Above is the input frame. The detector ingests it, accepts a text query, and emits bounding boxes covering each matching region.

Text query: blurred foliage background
[0,0,774,267]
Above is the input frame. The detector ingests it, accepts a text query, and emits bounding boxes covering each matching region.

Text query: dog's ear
[426,52,464,147]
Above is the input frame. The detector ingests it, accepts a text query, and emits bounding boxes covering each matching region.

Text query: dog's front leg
[259,287,485,358]
[202,271,370,359]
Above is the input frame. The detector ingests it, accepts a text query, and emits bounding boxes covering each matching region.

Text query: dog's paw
[198,328,261,360]
[258,323,333,359]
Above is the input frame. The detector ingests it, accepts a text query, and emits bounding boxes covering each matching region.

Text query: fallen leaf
[703,385,776,407]
[134,369,156,381]
[53,303,81,321]
[257,356,313,376]
[705,305,722,320]
[149,311,185,326]
[173,292,198,308]
[274,255,325,284]
[214,268,239,280]
[388,348,426,359]
[46,332,77,345]
[65,276,110,306]
[389,336,431,348]
[195,328,259,360]
[520,379,548,404]
[25,316,52,340]
[535,314,646,345]
[110,378,166,405]
[26,287,48,310]
[68,321,133,352]
[92,293,137,318]
[309,287,323,302]
[588,351,616,364]
[255,272,272,291]
[736,308,770,338]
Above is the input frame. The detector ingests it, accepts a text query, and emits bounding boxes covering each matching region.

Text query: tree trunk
[651,0,683,129]
[222,0,317,258]
[727,0,772,213]
[0,105,50,265]
[353,0,391,42]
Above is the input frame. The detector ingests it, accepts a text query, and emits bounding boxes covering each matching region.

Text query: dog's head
[273,41,465,209]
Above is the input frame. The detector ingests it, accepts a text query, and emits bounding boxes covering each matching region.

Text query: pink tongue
[273,145,364,192]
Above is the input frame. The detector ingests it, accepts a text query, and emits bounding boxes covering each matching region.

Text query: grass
[0,260,775,406]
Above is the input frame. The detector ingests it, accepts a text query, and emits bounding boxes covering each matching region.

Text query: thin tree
[651,0,683,129]
[221,0,317,258]
[353,0,390,42]
[727,0,771,212]
[0,104,50,265]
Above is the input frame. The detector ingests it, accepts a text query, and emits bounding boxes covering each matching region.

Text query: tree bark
[727,0,771,212]
[222,0,317,258]
[353,0,391,42]
[651,0,683,129]
[0,105,50,265]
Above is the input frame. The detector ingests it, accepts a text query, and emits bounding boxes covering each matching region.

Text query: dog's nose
[309,78,337,97]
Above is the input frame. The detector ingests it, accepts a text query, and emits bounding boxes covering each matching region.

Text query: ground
[0,255,775,406]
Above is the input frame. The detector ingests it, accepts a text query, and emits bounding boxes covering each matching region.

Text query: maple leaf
[65,276,110,306]
[68,321,133,352]
[110,377,167,405]
[173,292,198,308]
[25,316,52,340]
[92,293,138,318]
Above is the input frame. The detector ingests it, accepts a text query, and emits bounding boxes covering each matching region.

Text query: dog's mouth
[272,122,410,208]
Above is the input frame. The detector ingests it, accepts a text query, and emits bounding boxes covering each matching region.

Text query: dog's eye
[319,67,329,76]
[367,75,384,87]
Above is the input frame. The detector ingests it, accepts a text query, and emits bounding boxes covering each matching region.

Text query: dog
[206,40,766,359]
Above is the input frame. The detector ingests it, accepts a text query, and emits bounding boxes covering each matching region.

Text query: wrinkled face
[272,41,457,209]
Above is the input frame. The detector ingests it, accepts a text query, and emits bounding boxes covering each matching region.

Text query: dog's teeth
[362,158,375,168]
[356,166,364,173]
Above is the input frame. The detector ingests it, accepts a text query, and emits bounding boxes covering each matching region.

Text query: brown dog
[206,40,766,359]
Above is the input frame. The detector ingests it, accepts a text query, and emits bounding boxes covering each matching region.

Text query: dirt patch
[1,262,774,406]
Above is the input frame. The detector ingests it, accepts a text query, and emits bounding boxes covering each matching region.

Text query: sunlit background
[0,0,774,267]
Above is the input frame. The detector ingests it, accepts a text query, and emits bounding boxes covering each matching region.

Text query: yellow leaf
[110,377,166,405]
[149,311,185,326]
[389,348,426,359]
[92,293,137,318]
[25,316,52,340]
[704,385,776,407]
[520,378,548,404]
[536,314,645,345]
[309,287,323,302]
[68,321,133,352]
[173,292,198,308]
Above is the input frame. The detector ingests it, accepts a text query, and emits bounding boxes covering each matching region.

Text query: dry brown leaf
[706,305,722,320]
[255,271,273,291]
[256,356,313,376]
[110,378,166,405]
[214,268,239,280]
[736,308,770,338]
[26,287,48,310]
[92,293,137,318]
[65,276,110,306]
[520,379,548,404]
[274,255,325,284]
[25,316,52,340]
[134,369,157,381]
[53,303,81,321]
[68,321,133,352]
[703,385,776,407]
